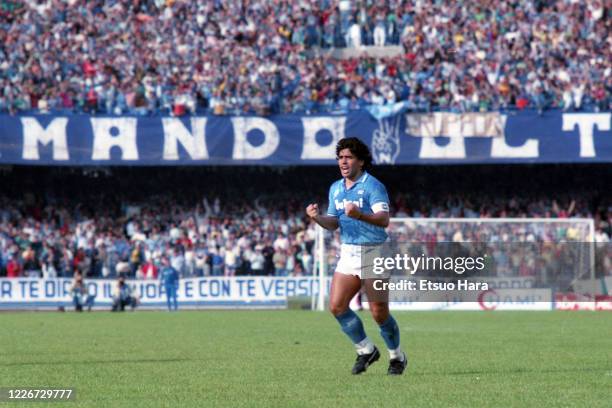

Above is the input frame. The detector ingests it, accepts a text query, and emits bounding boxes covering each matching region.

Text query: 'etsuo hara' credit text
[373,279,489,291]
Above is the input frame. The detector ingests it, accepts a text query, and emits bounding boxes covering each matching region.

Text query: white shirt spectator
[273,235,289,252]
[250,251,264,271]
[347,23,362,48]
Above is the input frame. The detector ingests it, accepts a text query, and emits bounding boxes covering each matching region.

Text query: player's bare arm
[344,202,389,228]
[306,203,339,230]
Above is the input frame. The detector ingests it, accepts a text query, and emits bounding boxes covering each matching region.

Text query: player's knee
[329,302,348,316]
[370,305,389,324]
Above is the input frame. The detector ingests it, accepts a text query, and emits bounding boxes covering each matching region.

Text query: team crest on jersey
[358,190,364,195]
[372,116,401,165]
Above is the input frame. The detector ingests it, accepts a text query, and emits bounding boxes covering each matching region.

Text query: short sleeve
[326,183,339,216]
[369,181,390,213]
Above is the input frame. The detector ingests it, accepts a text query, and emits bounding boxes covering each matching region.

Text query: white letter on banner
[300,117,346,159]
[21,117,69,160]
[161,118,209,160]
[562,114,611,158]
[231,117,279,160]
[91,118,138,160]
[419,136,466,159]
[406,113,503,138]
[491,115,539,158]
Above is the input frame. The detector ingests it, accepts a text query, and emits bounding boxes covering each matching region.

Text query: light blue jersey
[326,171,389,244]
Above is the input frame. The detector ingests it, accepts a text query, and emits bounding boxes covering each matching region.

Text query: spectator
[140,259,158,280]
[224,245,238,277]
[6,254,22,278]
[22,246,40,278]
[0,1,607,116]
[273,249,287,276]
[250,248,265,276]
[211,251,224,276]
[0,166,609,280]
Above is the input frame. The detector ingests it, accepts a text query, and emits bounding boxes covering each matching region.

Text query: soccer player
[160,256,179,311]
[306,137,407,375]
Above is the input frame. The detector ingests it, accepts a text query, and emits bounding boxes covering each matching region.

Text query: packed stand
[0,0,609,116]
[0,195,319,279]
[387,220,604,290]
[0,165,610,280]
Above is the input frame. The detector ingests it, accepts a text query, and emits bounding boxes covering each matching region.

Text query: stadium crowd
[0,0,610,115]
[0,166,610,280]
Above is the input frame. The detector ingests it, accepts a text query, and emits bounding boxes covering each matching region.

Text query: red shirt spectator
[6,258,22,278]
[82,61,96,77]
[516,97,529,110]
[142,261,158,279]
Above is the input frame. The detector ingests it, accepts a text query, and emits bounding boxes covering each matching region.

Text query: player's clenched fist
[306,203,319,218]
[344,202,361,219]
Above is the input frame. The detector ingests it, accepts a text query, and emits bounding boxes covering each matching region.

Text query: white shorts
[335,243,385,279]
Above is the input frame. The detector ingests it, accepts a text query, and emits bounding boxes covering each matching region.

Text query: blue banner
[0,277,330,310]
[0,110,610,165]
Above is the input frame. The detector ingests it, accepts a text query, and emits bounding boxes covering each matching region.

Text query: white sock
[355,337,375,355]
[389,347,405,361]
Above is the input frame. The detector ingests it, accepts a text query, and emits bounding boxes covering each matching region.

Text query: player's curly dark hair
[336,137,373,171]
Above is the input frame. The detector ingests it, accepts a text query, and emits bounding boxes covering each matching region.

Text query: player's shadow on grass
[0,358,191,367]
[427,367,611,376]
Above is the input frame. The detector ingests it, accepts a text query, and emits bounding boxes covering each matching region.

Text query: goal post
[311,225,328,312]
[312,217,596,311]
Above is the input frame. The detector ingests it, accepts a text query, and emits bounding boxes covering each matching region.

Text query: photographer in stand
[70,272,96,312]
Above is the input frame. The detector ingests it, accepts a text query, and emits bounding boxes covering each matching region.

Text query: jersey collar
[356,171,369,184]
[343,171,369,190]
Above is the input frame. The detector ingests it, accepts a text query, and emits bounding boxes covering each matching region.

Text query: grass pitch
[1,310,611,407]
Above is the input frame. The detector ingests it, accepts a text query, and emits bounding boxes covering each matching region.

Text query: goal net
[312,217,595,311]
